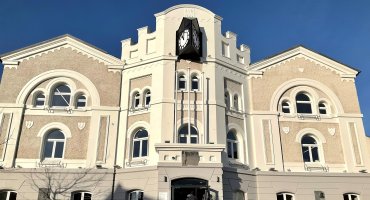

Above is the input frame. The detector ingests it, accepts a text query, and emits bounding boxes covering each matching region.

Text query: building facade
[0,4,370,200]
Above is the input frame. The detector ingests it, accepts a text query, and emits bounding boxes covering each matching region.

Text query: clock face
[192,29,200,50]
[178,29,190,50]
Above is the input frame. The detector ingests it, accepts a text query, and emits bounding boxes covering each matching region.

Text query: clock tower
[176,17,202,60]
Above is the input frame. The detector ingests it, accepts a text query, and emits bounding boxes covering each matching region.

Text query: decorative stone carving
[25,121,34,129]
[78,122,86,130]
[282,127,290,134]
[328,128,336,136]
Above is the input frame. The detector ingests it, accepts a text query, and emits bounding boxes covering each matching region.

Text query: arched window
[133,92,140,109]
[281,101,291,114]
[191,75,199,91]
[227,130,238,159]
[43,129,65,159]
[72,191,92,200]
[277,192,294,200]
[128,190,144,200]
[34,93,46,108]
[178,75,186,90]
[75,95,86,108]
[233,94,239,111]
[0,190,17,200]
[225,91,230,110]
[343,193,360,200]
[301,135,319,163]
[144,90,151,107]
[178,124,198,144]
[296,93,312,114]
[318,102,327,114]
[51,84,71,107]
[132,129,148,158]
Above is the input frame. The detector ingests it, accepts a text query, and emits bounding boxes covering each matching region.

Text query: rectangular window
[222,42,230,58]
[142,140,148,157]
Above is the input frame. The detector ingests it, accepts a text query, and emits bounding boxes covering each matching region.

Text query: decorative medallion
[25,121,34,129]
[328,128,336,136]
[78,122,86,130]
[282,127,290,134]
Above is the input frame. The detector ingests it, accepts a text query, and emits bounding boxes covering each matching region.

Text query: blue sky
[0,0,369,135]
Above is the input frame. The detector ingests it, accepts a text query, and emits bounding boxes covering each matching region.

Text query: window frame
[128,190,144,200]
[318,101,328,115]
[144,90,151,107]
[42,129,66,160]
[75,94,87,109]
[301,135,320,163]
[295,93,313,114]
[0,190,17,200]
[281,100,291,114]
[178,74,187,91]
[51,84,72,108]
[71,191,92,200]
[178,124,199,144]
[191,75,199,91]
[132,92,141,109]
[227,130,238,159]
[132,129,149,158]
[343,193,360,200]
[276,192,295,200]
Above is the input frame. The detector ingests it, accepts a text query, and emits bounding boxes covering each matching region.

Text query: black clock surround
[176,17,202,60]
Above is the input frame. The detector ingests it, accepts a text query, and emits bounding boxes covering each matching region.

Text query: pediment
[0,34,124,68]
[248,46,359,79]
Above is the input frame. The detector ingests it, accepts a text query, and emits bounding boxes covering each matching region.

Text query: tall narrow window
[318,102,327,114]
[343,193,360,200]
[72,191,92,200]
[191,75,199,91]
[301,135,320,163]
[233,94,239,111]
[282,101,291,113]
[225,91,230,110]
[51,84,71,107]
[178,124,198,144]
[227,130,238,159]
[128,190,144,200]
[296,93,312,114]
[132,129,148,158]
[277,193,294,200]
[144,90,151,107]
[0,190,17,200]
[76,95,86,108]
[35,93,46,108]
[133,92,140,109]
[43,130,65,159]
[178,75,186,90]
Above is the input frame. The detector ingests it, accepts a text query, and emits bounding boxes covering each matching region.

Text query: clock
[176,17,202,60]
[178,29,190,50]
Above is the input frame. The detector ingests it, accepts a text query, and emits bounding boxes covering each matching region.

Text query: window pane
[9,192,17,200]
[302,136,316,144]
[282,107,290,113]
[233,143,238,159]
[311,147,319,162]
[135,98,140,107]
[48,130,65,139]
[297,103,312,113]
[296,93,310,101]
[138,192,143,200]
[286,194,293,200]
[302,146,310,162]
[52,95,70,107]
[190,137,197,144]
[179,137,187,143]
[84,193,92,200]
[227,132,236,140]
[77,96,86,108]
[129,192,136,200]
[133,141,140,157]
[54,142,64,158]
[142,140,148,157]
[276,194,284,200]
[44,142,54,158]
[227,142,232,158]
[135,130,148,138]
[343,194,349,200]
[179,81,186,89]
[55,85,71,93]
[0,192,8,200]
[35,94,45,107]
[191,78,199,90]
[74,193,82,200]
[145,96,151,106]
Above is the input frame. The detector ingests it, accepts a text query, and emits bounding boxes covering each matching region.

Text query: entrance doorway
[171,178,209,200]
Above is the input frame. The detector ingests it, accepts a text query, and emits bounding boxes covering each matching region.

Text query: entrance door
[171,178,208,200]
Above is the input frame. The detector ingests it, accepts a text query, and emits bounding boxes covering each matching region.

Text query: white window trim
[43,131,66,160]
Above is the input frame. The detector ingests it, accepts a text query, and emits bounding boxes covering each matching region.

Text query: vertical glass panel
[0,192,8,200]
[302,146,310,162]
[179,76,186,90]
[233,143,238,159]
[54,142,64,158]
[286,194,293,200]
[142,140,148,157]
[297,103,312,114]
[343,194,349,200]
[55,85,71,93]
[52,95,70,107]
[190,137,197,144]
[179,136,187,144]
[138,192,143,200]
[276,194,284,200]
[9,192,17,200]
[312,146,319,162]
[129,192,137,200]
[73,193,82,200]
[133,141,140,157]
[77,96,86,108]
[84,193,92,200]
[227,142,232,158]
[35,94,45,107]
[48,130,65,139]
[135,99,140,107]
[191,77,199,90]
[44,142,54,158]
